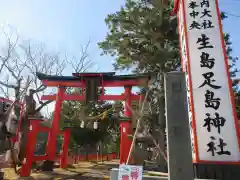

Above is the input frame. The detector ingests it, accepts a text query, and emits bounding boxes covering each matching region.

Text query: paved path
[2,160,119,180]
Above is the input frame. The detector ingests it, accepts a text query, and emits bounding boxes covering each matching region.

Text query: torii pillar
[120,86,133,164]
[47,86,65,161]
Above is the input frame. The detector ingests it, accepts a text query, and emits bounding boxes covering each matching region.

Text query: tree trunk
[17,89,38,167]
[155,98,167,172]
[12,87,24,164]
[14,87,21,119]
[18,115,30,163]
[151,72,167,172]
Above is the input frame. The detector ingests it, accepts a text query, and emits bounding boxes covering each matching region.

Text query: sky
[220,0,240,66]
[0,0,239,114]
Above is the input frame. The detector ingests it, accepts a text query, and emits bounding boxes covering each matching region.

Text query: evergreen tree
[99,0,179,74]
[221,12,240,118]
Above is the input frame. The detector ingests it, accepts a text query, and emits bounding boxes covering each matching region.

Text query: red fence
[20,120,71,177]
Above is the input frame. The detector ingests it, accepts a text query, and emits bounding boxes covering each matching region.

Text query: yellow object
[101,110,108,120]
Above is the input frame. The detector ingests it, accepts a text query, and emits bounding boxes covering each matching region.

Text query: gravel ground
[3,161,118,179]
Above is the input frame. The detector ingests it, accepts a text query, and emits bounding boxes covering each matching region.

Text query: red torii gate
[37,72,149,164]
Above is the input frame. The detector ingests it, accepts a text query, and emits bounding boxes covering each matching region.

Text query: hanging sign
[118,164,143,180]
[177,0,240,162]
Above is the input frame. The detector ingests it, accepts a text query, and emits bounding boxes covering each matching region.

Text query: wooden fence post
[164,72,194,180]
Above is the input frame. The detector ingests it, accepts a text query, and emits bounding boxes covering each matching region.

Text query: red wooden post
[60,128,71,168]
[20,120,40,177]
[47,86,65,161]
[120,86,133,164]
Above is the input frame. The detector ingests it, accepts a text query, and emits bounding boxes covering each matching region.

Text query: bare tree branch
[0,26,19,79]
[0,80,16,89]
[34,100,53,113]
[66,39,94,73]
[4,60,19,80]
[0,51,10,74]
[35,86,47,94]
[0,86,9,98]
[0,27,93,120]
[15,42,66,112]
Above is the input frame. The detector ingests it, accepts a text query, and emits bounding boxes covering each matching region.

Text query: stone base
[0,172,3,180]
[40,160,54,171]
